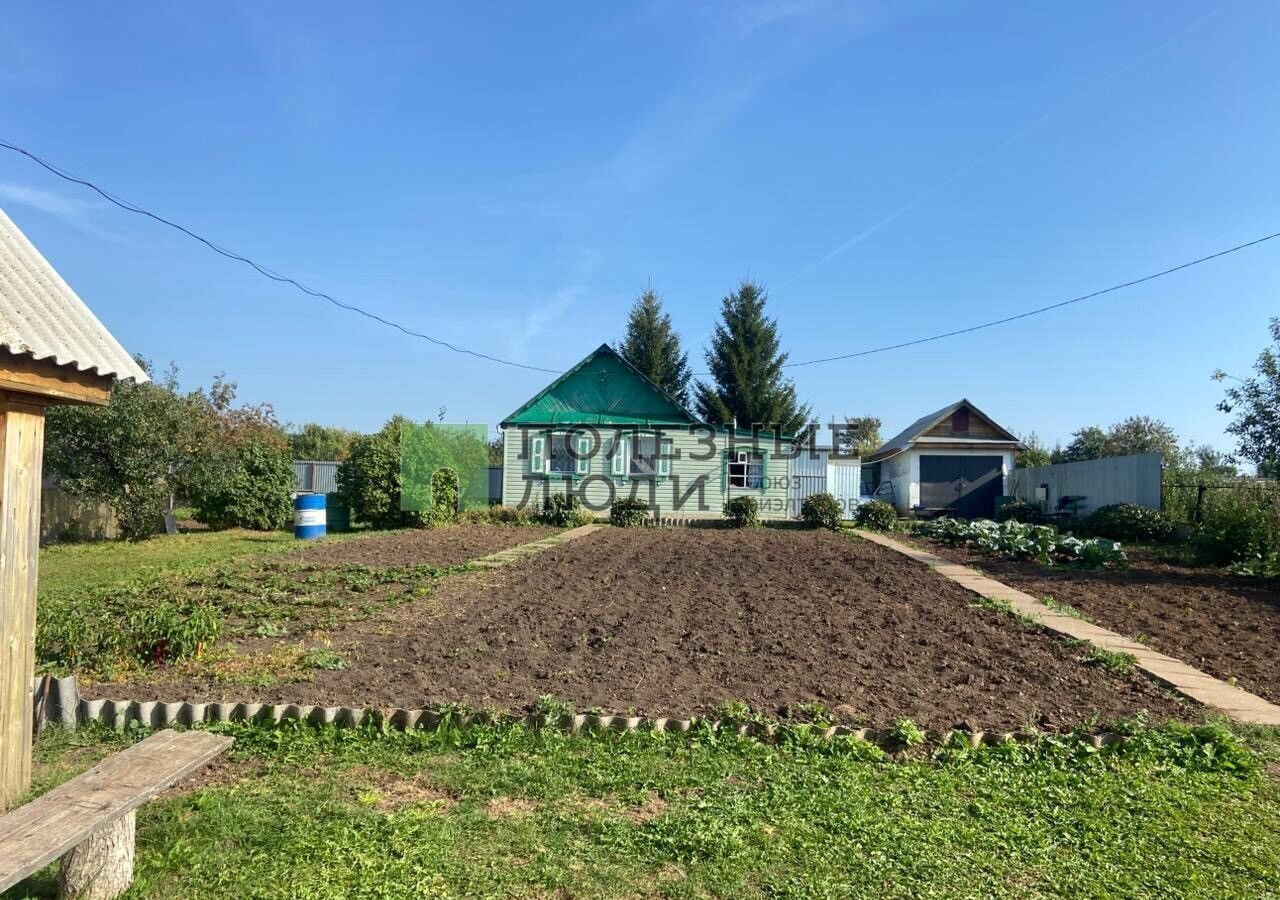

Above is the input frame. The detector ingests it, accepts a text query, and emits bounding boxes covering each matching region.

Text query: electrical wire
[0,138,562,374]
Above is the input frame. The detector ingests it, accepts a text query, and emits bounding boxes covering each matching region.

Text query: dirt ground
[916,539,1280,702]
[89,528,1187,730]
[288,524,559,569]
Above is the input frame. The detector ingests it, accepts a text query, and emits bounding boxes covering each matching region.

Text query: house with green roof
[499,344,797,519]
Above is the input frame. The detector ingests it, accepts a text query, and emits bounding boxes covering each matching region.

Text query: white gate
[826,461,861,520]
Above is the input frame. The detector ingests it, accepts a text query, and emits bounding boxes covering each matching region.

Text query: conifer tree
[619,288,692,406]
[694,280,811,435]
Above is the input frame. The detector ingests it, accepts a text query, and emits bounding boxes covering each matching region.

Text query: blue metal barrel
[293,493,326,540]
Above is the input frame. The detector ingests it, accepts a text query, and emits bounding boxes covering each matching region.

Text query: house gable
[501,344,697,428]
[865,399,1022,462]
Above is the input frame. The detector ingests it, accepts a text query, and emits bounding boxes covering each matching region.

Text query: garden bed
[286,523,559,569]
[85,528,1187,730]
[913,538,1280,702]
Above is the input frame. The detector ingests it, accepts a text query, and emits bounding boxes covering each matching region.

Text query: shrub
[1085,504,1175,543]
[1193,495,1277,570]
[610,497,651,528]
[190,436,295,531]
[854,500,896,531]
[995,500,1040,524]
[425,467,460,526]
[801,492,843,531]
[539,492,593,527]
[724,496,759,528]
[334,416,428,529]
[459,506,534,526]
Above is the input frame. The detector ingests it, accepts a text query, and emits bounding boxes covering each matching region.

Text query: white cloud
[0,182,122,240]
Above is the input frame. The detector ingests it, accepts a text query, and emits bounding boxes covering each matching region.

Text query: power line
[776,229,1280,369]
[0,138,562,374]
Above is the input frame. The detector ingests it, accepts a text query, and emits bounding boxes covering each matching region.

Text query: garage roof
[865,399,1022,462]
[0,208,147,382]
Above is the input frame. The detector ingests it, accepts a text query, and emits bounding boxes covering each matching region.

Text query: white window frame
[547,431,578,476]
[728,449,764,489]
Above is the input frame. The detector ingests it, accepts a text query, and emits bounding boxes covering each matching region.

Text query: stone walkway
[856,529,1280,726]
[469,523,602,569]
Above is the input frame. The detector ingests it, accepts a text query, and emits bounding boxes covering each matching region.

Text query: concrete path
[470,523,602,569]
[855,529,1280,726]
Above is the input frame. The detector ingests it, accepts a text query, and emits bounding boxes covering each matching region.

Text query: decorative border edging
[854,528,1280,726]
[36,676,1130,752]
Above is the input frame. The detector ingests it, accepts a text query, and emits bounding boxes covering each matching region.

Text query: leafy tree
[694,280,811,436]
[335,416,428,529]
[288,423,356,461]
[44,359,206,540]
[619,288,692,406]
[187,380,294,530]
[1053,417,1179,463]
[833,416,882,456]
[488,437,504,466]
[1016,432,1053,468]
[1216,318,1280,470]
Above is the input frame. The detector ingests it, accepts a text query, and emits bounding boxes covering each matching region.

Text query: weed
[299,648,347,671]
[1082,647,1137,675]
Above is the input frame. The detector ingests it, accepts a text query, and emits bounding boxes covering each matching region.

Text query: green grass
[39,529,298,601]
[1083,647,1140,675]
[6,720,1280,899]
[970,595,1042,630]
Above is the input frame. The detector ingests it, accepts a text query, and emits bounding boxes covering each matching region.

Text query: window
[627,434,672,478]
[951,407,970,434]
[728,450,764,489]
[548,432,577,475]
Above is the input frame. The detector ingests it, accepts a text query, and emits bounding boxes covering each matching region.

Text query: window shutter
[721,449,729,489]
[760,451,769,492]
[576,433,591,475]
[530,433,545,474]
[611,435,627,477]
[658,439,672,478]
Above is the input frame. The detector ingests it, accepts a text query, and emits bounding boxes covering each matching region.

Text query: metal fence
[293,460,340,494]
[1009,453,1162,515]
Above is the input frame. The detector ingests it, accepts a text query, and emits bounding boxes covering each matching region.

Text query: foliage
[44,359,207,539]
[426,467,460,526]
[618,287,693,406]
[917,518,1126,568]
[854,499,896,531]
[287,423,356,461]
[401,422,490,515]
[1193,491,1278,572]
[723,495,759,528]
[299,648,347,671]
[834,416,882,457]
[1016,432,1054,468]
[539,492,593,527]
[1085,504,1176,544]
[609,497,651,528]
[189,436,295,531]
[995,499,1041,523]
[488,437,504,466]
[335,416,428,529]
[800,492,843,530]
[694,280,811,438]
[25,717,1280,899]
[1081,646,1137,675]
[1053,416,1180,464]
[458,505,535,526]
[1216,318,1280,469]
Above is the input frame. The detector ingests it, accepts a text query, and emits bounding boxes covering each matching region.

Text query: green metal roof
[501,344,699,427]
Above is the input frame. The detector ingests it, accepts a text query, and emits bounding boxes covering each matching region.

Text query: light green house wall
[501,425,794,519]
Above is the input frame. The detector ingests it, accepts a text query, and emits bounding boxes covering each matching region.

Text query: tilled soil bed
[88,528,1187,730]
[288,524,559,569]
[914,538,1280,702]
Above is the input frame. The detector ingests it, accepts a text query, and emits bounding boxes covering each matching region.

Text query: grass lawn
[39,529,299,600]
[5,721,1279,899]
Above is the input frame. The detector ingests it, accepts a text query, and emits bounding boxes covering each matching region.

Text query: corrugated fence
[1010,453,1162,515]
[293,460,340,494]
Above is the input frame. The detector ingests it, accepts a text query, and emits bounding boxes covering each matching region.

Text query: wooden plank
[0,399,45,811]
[0,353,112,406]
[0,730,233,891]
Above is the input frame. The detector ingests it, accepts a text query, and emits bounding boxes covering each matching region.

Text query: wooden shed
[0,208,146,810]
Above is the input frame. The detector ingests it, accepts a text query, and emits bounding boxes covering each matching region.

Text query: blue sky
[1,1,1276,453]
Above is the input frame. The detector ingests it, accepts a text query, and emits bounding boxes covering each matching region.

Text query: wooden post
[0,394,46,812]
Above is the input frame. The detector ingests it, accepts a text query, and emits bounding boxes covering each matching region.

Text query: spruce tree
[619,288,692,406]
[694,280,811,436]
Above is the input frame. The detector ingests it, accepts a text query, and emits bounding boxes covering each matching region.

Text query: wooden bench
[0,729,233,900]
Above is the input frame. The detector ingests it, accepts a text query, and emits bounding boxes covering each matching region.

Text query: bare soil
[87,528,1187,730]
[916,539,1280,702]
[288,525,559,569]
